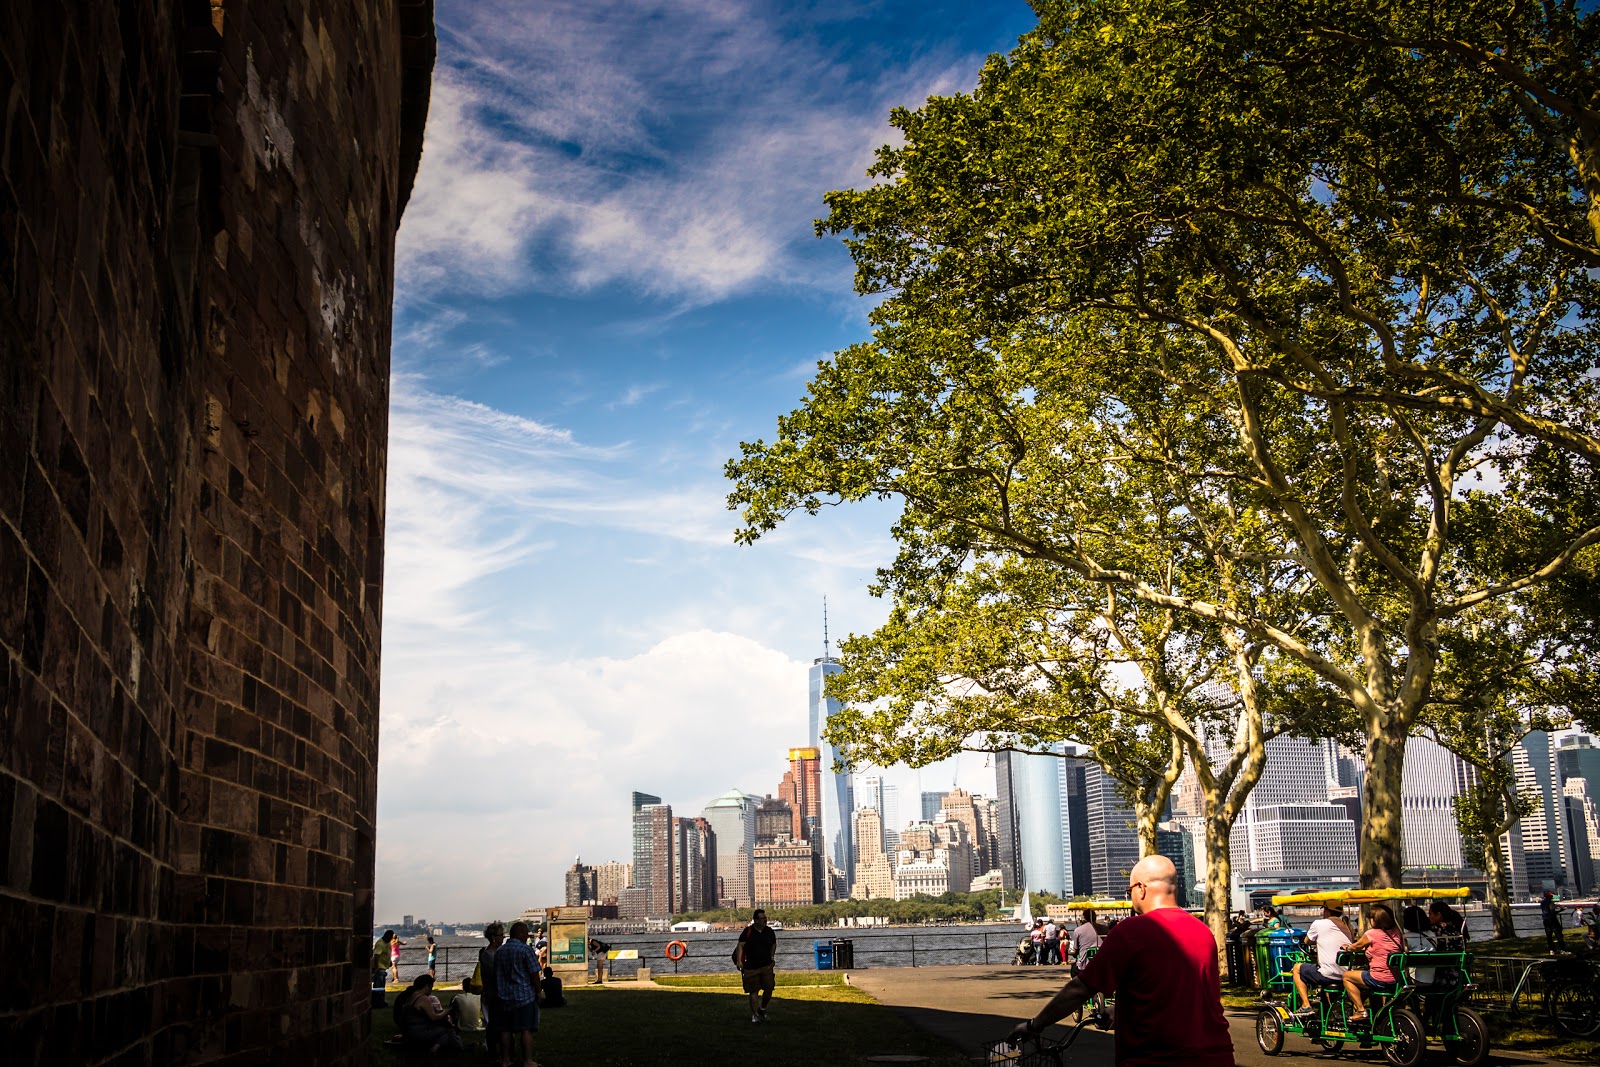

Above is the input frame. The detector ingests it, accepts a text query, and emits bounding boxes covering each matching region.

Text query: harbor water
[387,907,1567,985]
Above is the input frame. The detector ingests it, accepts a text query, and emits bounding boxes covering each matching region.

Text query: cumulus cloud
[376,629,807,922]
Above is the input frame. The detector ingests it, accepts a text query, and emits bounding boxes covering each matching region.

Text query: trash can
[813,940,835,970]
[832,938,854,970]
[1224,934,1251,988]
[1250,929,1272,991]
[1261,928,1301,996]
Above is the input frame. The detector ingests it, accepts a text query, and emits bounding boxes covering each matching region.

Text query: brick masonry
[0,2,433,1063]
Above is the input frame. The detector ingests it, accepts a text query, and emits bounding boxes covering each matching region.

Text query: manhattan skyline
[372,0,1031,922]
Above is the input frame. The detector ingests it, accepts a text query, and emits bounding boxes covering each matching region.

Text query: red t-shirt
[1078,907,1234,1067]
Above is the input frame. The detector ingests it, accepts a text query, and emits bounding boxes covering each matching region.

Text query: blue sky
[375,0,1040,923]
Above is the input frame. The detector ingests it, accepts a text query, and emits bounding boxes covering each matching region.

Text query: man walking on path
[1008,855,1234,1067]
[735,908,779,1023]
[495,921,541,1067]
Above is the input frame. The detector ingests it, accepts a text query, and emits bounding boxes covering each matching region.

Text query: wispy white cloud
[395,0,983,304]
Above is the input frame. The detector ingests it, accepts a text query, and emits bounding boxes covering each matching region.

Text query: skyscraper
[1511,731,1571,891]
[941,788,986,883]
[638,802,676,916]
[997,743,1075,895]
[630,791,663,908]
[921,791,945,822]
[995,750,1025,890]
[783,747,823,843]
[1400,735,1469,868]
[809,654,854,897]
[858,774,883,814]
[1081,759,1139,896]
[676,816,717,913]
[702,789,756,907]
[881,782,902,853]
[754,795,793,845]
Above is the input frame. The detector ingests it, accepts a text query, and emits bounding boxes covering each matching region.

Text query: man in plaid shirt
[495,922,541,1066]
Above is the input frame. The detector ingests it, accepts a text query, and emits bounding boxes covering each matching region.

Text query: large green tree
[729,0,1600,889]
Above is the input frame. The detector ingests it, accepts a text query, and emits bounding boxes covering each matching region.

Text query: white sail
[1017,886,1034,927]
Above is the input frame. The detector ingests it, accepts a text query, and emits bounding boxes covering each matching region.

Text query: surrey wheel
[1443,1006,1489,1067]
[1255,1007,1284,1055]
[1382,1008,1426,1067]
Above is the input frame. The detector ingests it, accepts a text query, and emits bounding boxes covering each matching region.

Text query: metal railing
[377,930,1072,983]
[1464,955,1550,1014]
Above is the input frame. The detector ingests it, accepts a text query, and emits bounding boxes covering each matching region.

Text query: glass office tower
[809,654,854,898]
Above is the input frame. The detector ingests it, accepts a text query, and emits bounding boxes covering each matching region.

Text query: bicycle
[983,1016,1095,1066]
[1541,950,1600,1039]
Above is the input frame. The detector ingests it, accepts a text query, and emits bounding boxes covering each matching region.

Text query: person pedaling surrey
[1069,909,1102,975]
[1341,903,1405,1024]
[1008,856,1235,1067]
[734,909,779,1024]
[1291,903,1353,1018]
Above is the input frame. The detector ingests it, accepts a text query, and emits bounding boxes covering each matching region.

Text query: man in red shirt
[1008,855,1234,1066]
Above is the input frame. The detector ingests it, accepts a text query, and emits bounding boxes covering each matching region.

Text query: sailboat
[1016,885,1034,927]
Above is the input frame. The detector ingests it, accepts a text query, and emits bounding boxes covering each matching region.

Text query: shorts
[1359,971,1396,992]
[501,1000,539,1033]
[1297,963,1341,988]
[741,965,775,995]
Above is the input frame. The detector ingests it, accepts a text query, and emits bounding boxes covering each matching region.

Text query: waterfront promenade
[850,965,1568,1066]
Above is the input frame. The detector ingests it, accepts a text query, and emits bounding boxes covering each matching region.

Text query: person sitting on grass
[451,976,484,1033]
[394,973,464,1053]
[540,966,565,1007]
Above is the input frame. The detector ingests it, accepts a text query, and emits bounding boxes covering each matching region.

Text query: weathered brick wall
[0,2,433,1063]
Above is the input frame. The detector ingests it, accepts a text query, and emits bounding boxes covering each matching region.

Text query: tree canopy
[729,0,1600,890]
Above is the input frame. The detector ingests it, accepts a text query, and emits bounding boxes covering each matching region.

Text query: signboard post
[546,906,591,986]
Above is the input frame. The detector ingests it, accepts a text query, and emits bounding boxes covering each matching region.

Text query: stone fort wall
[0,2,433,1063]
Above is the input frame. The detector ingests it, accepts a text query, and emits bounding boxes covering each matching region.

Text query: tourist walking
[478,923,505,1057]
[495,921,542,1067]
[390,933,405,985]
[735,908,779,1023]
[1008,855,1234,1066]
[372,931,397,992]
[426,934,437,979]
[1541,891,1567,954]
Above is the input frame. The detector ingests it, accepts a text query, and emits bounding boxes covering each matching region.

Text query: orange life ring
[665,940,688,961]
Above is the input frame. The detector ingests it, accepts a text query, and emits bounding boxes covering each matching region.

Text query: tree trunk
[1203,809,1235,966]
[1361,716,1409,888]
[1482,829,1517,941]
[1136,803,1160,859]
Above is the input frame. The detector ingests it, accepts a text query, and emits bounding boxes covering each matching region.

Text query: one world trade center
[809,648,854,899]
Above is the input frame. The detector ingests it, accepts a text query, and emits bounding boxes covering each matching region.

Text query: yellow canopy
[1271,887,1471,906]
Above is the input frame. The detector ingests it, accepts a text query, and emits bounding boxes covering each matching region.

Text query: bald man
[1008,855,1233,1067]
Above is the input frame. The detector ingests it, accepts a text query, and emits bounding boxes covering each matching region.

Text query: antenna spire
[823,596,830,660]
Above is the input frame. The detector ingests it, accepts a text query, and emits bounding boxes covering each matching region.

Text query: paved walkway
[847,965,1563,1065]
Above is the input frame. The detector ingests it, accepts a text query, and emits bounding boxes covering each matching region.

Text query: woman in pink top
[1341,904,1405,1022]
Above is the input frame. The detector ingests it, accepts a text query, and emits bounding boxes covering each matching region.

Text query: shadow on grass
[370,984,973,1066]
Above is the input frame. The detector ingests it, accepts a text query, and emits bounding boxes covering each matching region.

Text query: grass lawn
[369,974,969,1066]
